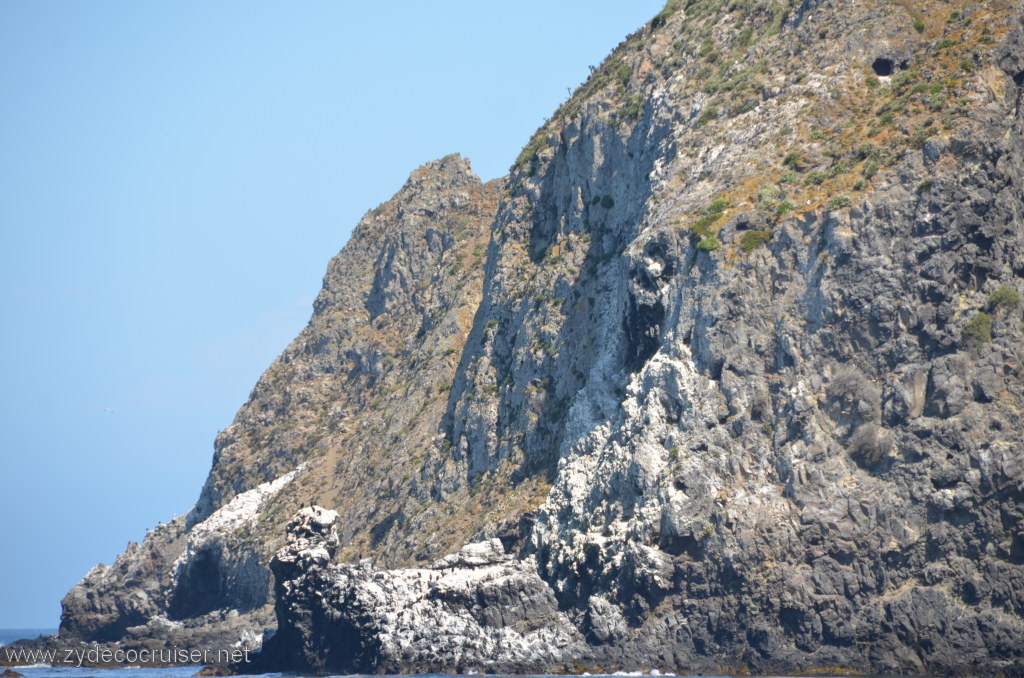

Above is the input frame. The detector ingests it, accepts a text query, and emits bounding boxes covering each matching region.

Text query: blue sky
[0,0,665,628]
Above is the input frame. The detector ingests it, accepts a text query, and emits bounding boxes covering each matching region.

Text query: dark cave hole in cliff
[168,549,223,619]
[623,298,665,373]
[871,58,894,76]
[1014,70,1024,86]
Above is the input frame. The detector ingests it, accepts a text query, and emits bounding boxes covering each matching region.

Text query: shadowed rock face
[49,0,1024,674]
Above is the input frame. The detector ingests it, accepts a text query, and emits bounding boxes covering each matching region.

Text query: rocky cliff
[51,0,1024,674]
[57,153,508,653]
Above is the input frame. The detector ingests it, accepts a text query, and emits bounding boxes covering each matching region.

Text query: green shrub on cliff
[826,195,851,209]
[738,230,772,251]
[989,286,1021,310]
[697,235,720,251]
[963,312,993,346]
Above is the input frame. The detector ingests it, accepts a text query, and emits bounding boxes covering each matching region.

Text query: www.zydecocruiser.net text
[3,645,252,668]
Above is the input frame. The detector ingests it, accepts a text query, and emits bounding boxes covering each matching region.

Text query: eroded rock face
[258,508,581,674]
[58,469,306,652]
[55,154,504,652]
[432,1,1024,673]
[49,0,1024,674]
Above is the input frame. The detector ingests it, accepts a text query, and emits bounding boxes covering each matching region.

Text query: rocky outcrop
[437,0,1024,672]
[53,154,505,655]
[47,0,1024,674]
[257,508,580,674]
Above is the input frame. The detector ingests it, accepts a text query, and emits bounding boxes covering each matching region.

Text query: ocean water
[1,632,694,678]
[0,629,263,678]
[3,669,217,678]
[4,672,690,678]
[0,630,56,647]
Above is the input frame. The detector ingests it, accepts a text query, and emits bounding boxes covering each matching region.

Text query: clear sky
[0,0,665,629]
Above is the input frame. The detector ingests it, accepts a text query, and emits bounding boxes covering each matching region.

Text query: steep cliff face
[432,0,1024,671]
[58,154,509,650]
[55,0,1024,673]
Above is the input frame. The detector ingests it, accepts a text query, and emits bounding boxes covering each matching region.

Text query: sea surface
[0,630,56,647]
[1,628,270,678]
[0,630,688,677]
[0,633,712,678]
[1,669,224,678]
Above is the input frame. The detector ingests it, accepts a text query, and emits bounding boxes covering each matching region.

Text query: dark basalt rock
[254,507,581,675]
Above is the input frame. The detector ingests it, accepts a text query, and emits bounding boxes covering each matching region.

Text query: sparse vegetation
[804,170,828,186]
[827,366,881,422]
[615,64,633,87]
[855,142,878,160]
[826,195,851,209]
[739,229,772,251]
[622,92,644,119]
[989,286,1022,310]
[688,198,730,237]
[697,235,721,251]
[909,127,934,149]
[650,0,680,29]
[697,106,720,127]
[848,423,893,465]
[514,134,552,172]
[962,312,993,346]
[758,183,781,209]
[709,199,730,213]
[783,152,805,171]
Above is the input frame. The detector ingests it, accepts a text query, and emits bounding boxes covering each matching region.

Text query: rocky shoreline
[250,505,1024,677]
[254,507,582,674]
